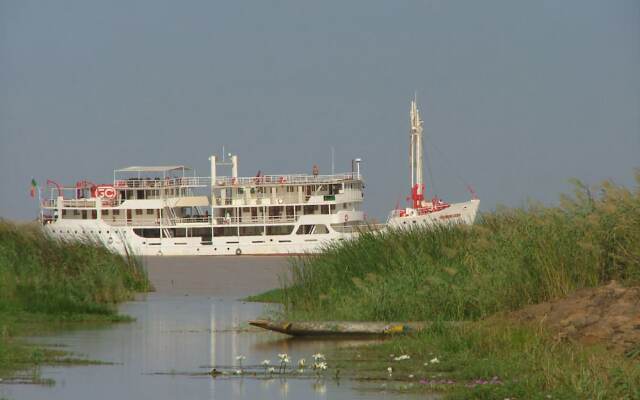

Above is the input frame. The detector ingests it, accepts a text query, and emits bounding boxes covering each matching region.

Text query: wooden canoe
[248,319,433,336]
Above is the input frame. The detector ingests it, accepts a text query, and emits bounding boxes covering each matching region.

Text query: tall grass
[0,220,150,316]
[280,171,640,321]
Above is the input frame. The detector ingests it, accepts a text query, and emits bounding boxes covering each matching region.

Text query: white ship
[40,155,366,256]
[387,98,480,228]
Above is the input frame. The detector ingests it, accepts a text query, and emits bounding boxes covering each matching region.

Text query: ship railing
[42,199,57,208]
[213,173,359,187]
[114,176,209,189]
[172,216,212,224]
[213,215,297,225]
[61,199,97,208]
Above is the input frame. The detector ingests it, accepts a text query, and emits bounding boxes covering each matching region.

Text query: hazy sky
[1,0,638,220]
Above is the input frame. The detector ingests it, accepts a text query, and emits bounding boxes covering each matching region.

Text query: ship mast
[409,95,424,207]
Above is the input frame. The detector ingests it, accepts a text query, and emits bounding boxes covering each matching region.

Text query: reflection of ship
[39,154,365,256]
[387,98,479,228]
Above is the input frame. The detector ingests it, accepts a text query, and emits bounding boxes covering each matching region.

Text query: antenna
[331,146,335,175]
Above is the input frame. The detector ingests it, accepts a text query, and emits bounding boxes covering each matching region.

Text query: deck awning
[115,166,192,173]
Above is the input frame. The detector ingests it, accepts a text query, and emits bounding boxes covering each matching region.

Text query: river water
[1,257,422,400]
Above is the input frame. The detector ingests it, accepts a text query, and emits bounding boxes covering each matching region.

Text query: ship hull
[387,199,480,229]
[42,218,355,256]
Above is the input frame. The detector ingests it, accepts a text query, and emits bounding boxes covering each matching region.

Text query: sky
[1,0,639,221]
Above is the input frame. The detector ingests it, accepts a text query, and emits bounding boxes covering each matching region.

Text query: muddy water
[1,257,423,400]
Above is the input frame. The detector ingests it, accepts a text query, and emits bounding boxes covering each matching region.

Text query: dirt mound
[510,281,640,353]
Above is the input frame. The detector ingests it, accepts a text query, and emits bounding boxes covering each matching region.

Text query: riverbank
[250,175,640,398]
[0,220,150,382]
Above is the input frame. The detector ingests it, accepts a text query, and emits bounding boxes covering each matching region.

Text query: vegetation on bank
[0,220,150,381]
[277,174,639,322]
[252,173,640,398]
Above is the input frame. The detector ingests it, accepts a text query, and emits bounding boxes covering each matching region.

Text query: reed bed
[0,220,149,316]
[279,172,640,322]
[0,219,150,379]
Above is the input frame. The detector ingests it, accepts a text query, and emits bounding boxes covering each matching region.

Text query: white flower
[387,366,393,375]
[298,358,306,368]
[236,355,246,361]
[268,367,275,374]
[393,354,410,361]
[430,357,440,364]
[408,374,414,379]
[278,353,290,363]
[312,353,325,362]
[234,369,242,375]
[262,360,271,366]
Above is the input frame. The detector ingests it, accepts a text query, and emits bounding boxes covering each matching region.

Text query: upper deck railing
[114,176,208,189]
[110,173,360,190]
[213,173,361,187]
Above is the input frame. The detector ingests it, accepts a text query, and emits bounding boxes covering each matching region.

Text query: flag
[30,178,37,198]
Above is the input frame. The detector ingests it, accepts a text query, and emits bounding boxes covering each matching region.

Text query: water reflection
[1,294,423,400]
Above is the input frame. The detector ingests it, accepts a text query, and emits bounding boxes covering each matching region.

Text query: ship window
[321,205,329,214]
[74,210,80,216]
[266,225,294,235]
[135,209,143,216]
[62,210,67,216]
[91,210,97,219]
[240,226,264,236]
[133,228,160,238]
[214,227,238,237]
[296,224,329,235]
[101,210,108,216]
[170,228,186,238]
[81,210,87,219]
[146,209,154,215]
[113,210,120,216]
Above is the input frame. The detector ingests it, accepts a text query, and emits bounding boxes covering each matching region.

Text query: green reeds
[0,219,151,380]
[278,171,640,322]
[0,220,150,317]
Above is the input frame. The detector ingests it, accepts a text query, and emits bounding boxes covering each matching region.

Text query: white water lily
[268,367,275,374]
[312,353,325,362]
[262,360,271,366]
[430,357,440,364]
[393,354,410,361]
[278,353,290,372]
